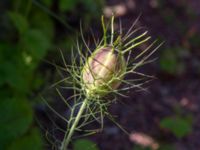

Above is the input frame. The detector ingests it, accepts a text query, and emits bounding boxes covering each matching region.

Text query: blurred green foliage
[160,115,193,138]
[133,145,152,150]
[159,47,186,75]
[187,33,200,48]
[0,0,103,149]
[157,144,175,150]
[73,139,99,150]
[156,0,200,77]
[160,104,193,139]
[0,97,34,149]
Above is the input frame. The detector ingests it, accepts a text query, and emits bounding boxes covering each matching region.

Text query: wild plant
[43,15,162,150]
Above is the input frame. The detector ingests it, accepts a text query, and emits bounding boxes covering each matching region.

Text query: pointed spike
[124,31,148,47]
[101,15,107,46]
[110,14,115,45]
[123,36,151,54]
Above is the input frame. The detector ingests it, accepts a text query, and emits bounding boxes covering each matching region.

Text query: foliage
[0,97,33,149]
[7,128,43,150]
[160,115,193,138]
[73,139,99,150]
[187,33,200,48]
[157,144,175,150]
[159,47,186,75]
[0,0,103,149]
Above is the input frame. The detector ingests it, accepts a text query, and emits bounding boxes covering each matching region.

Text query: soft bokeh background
[0,0,200,150]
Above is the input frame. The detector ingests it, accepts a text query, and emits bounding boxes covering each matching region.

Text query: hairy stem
[61,97,89,150]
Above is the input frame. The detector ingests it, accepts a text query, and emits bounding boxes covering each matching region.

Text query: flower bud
[82,46,126,97]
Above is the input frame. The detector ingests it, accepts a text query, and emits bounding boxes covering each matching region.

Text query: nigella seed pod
[45,15,161,150]
[82,46,126,97]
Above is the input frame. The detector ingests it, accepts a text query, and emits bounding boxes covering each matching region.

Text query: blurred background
[0,0,200,150]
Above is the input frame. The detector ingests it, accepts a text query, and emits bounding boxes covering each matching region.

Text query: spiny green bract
[80,15,161,98]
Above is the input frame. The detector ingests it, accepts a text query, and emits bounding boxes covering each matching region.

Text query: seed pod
[82,46,126,97]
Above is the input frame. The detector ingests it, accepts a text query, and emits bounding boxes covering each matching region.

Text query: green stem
[25,0,32,18]
[60,97,89,150]
[110,15,114,45]
[101,15,107,46]
[32,0,74,31]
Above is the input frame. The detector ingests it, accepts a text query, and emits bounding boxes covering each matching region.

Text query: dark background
[0,0,200,150]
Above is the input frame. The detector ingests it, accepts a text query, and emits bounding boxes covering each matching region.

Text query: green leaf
[1,61,29,92]
[83,0,103,15]
[31,73,44,90]
[158,144,175,150]
[160,50,177,74]
[0,43,29,91]
[159,48,185,75]
[7,128,43,150]
[133,145,151,150]
[0,71,6,86]
[42,0,53,7]
[73,139,99,150]
[0,43,31,92]
[0,43,9,86]
[0,97,33,149]
[22,29,51,60]
[160,116,192,138]
[8,12,28,34]
[188,34,200,48]
[59,0,78,12]
[30,10,54,39]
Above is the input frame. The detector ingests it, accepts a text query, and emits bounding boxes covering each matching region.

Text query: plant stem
[60,97,89,150]
[25,0,32,18]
